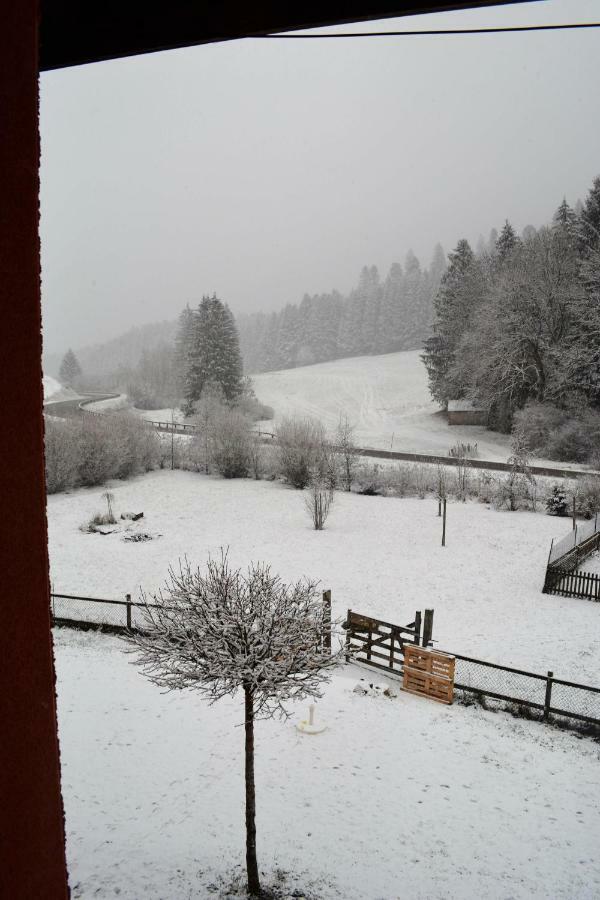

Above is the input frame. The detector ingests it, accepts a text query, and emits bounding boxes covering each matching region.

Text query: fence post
[345,608,352,662]
[442,498,447,547]
[543,671,553,721]
[126,593,132,630]
[413,610,422,645]
[322,589,331,653]
[422,609,434,648]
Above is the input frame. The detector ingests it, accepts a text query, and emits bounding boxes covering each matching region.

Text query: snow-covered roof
[447,399,486,413]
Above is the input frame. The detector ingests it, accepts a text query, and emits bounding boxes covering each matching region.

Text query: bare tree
[334,415,358,491]
[125,553,345,898]
[304,476,335,530]
[495,425,536,511]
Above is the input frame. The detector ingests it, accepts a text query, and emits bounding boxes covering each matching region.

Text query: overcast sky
[40,0,600,356]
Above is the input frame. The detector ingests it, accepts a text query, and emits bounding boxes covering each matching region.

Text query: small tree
[495,426,536,511]
[125,554,345,898]
[304,476,334,530]
[335,416,358,492]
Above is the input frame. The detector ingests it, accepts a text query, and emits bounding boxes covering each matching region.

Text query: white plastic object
[296,703,327,735]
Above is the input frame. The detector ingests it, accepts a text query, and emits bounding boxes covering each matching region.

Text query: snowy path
[54,629,600,900]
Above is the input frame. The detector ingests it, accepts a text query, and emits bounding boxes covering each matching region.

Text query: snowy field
[251,351,513,460]
[54,627,600,900]
[47,470,600,683]
[50,471,600,898]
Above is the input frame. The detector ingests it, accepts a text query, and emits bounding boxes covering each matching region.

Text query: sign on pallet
[402,646,455,705]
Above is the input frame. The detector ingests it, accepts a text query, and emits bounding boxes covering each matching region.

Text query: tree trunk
[244,685,261,897]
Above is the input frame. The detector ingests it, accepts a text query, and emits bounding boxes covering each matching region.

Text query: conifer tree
[58,348,82,387]
[553,198,578,237]
[495,220,519,262]
[579,176,600,252]
[184,295,243,410]
[173,304,196,396]
[421,240,479,406]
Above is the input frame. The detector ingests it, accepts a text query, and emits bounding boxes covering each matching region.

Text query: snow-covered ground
[43,374,78,403]
[54,628,600,900]
[251,351,513,460]
[136,406,184,424]
[47,470,600,683]
[50,471,600,898]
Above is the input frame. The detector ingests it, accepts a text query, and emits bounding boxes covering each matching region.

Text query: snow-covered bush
[275,416,329,489]
[304,477,334,530]
[494,427,536,511]
[574,476,600,519]
[45,412,160,492]
[545,484,569,516]
[211,408,253,478]
[76,416,121,487]
[514,402,600,464]
[546,414,600,463]
[44,417,80,493]
[355,462,383,495]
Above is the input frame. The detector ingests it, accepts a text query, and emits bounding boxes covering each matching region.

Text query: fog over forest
[40,0,600,360]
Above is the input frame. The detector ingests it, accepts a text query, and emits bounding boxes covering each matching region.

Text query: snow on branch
[124,551,346,719]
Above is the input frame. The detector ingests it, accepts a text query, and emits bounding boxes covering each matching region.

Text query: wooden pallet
[402,646,455,705]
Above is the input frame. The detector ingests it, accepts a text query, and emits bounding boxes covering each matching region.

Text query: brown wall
[448,410,488,426]
[1,3,69,897]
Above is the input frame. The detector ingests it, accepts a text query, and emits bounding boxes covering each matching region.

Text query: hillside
[252,350,513,461]
[43,320,177,381]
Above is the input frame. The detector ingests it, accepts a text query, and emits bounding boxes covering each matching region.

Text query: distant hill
[252,349,512,461]
[43,320,177,382]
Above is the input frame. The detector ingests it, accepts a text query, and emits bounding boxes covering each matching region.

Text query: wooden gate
[344,608,434,677]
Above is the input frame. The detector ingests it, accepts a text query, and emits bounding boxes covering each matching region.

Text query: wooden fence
[543,566,600,601]
[344,608,434,677]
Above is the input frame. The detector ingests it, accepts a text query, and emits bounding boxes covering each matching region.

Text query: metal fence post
[126,593,132,630]
[543,671,553,721]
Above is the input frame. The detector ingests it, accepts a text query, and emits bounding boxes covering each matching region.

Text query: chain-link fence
[51,593,149,632]
[445,651,600,726]
[549,515,600,565]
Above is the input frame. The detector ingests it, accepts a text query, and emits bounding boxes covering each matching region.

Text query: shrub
[514,402,600,464]
[275,417,328,489]
[211,408,253,478]
[44,417,80,493]
[44,412,160,492]
[304,477,334,530]
[575,476,600,520]
[512,403,567,453]
[546,484,569,516]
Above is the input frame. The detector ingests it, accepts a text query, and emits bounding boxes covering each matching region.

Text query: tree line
[237,247,447,373]
[422,175,600,461]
